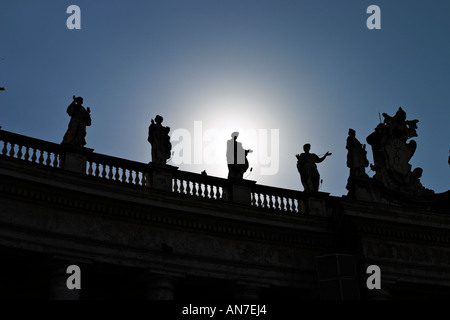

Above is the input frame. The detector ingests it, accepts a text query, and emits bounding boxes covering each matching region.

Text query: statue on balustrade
[366,107,433,195]
[62,96,91,147]
[296,144,331,192]
[226,132,253,179]
[346,128,369,178]
[148,115,172,164]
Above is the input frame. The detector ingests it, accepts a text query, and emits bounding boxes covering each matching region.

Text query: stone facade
[0,129,449,300]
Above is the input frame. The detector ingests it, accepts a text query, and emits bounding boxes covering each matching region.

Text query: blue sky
[1,0,449,196]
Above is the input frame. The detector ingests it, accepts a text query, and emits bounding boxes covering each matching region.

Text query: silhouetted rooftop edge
[0,129,448,213]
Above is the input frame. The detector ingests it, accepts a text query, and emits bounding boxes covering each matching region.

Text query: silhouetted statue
[226,132,253,179]
[366,107,433,195]
[346,129,369,178]
[296,144,331,192]
[148,115,172,164]
[62,96,91,147]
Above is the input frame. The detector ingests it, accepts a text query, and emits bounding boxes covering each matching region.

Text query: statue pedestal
[229,179,257,205]
[346,176,378,201]
[61,145,94,174]
[302,191,330,216]
[149,163,179,192]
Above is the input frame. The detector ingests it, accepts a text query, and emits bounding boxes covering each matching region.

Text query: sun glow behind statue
[168,93,280,182]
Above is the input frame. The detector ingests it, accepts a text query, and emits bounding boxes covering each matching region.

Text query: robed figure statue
[62,96,91,147]
[296,144,331,192]
[226,132,252,179]
[346,128,369,178]
[148,115,172,164]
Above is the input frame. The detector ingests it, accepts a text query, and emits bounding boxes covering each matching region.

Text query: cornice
[0,179,338,251]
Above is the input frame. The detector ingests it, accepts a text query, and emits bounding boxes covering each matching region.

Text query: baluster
[179,179,184,194]
[191,182,196,196]
[94,163,100,177]
[186,180,191,195]
[17,145,23,159]
[102,164,107,178]
[280,197,286,211]
[201,184,205,197]
[128,170,133,184]
[292,199,298,213]
[257,193,262,208]
[135,171,141,185]
[38,150,44,164]
[88,162,93,175]
[217,186,222,199]
[251,193,256,206]
[9,143,16,158]
[45,151,51,166]
[193,182,198,196]
[286,198,291,212]
[192,182,196,196]
[52,153,59,167]
[274,196,279,211]
[121,168,127,183]
[108,165,113,180]
[1,141,7,155]
[115,167,120,181]
[24,147,30,161]
[31,148,37,163]
[267,195,273,210]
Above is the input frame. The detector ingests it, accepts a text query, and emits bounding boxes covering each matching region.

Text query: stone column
[48,258,81,300]
[145,274,177,300]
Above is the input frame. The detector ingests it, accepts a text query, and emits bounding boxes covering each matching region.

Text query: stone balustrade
[0,129,328,215]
